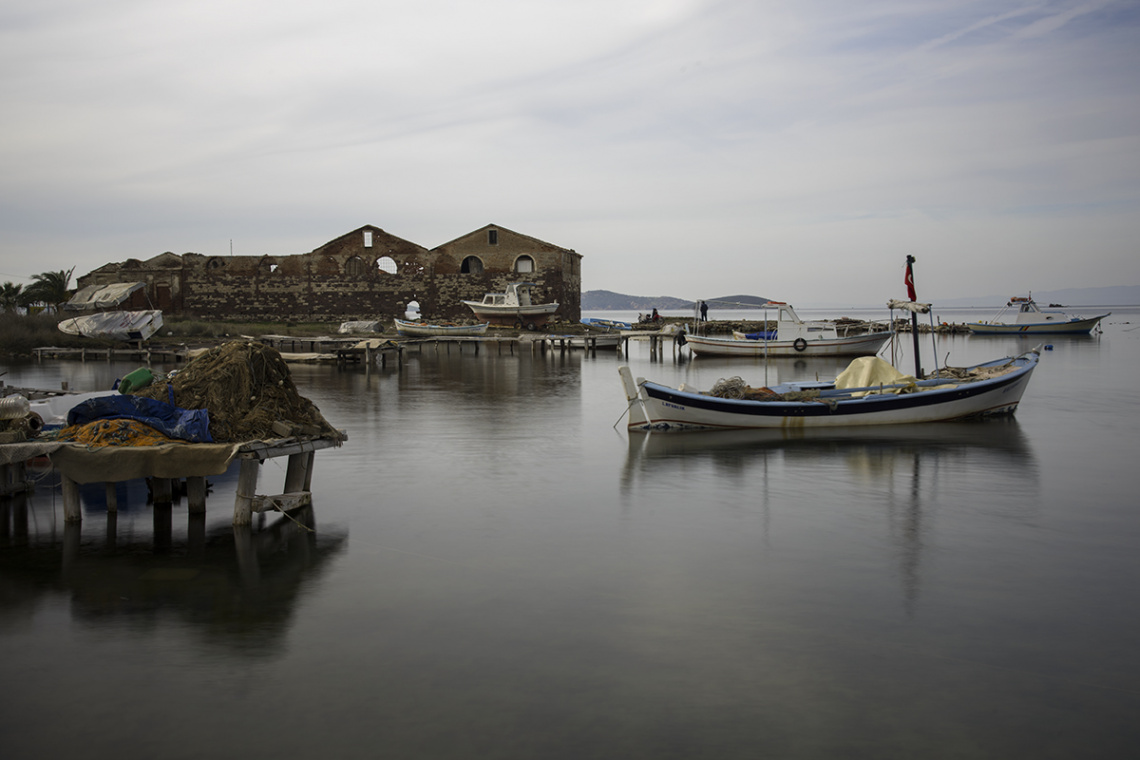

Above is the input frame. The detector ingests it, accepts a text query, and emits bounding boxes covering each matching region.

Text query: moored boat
[394,319,490,337]
[462,282,559,329]
[618,350,1040,431]
[966,295,1109,335]
[57,310,164,341]
[684,302,891,357]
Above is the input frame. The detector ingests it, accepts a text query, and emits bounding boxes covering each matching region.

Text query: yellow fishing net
[56,418,177,447]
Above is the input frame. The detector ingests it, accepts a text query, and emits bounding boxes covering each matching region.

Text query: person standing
[699,301,708,321]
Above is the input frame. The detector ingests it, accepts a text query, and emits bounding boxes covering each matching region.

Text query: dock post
[233,458,260,526]
[284,451,313,493]
[105,482,118,512]
[151,477,173,507]
[186,476,207,514]
[62,476,82,522]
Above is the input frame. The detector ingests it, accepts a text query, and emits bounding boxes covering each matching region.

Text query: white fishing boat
[683,302,892,357]
[57,310,164,341]
[394,319,490,337]
[462,282,559,329]
[618,349,1040,431]
[966,295,1108,335]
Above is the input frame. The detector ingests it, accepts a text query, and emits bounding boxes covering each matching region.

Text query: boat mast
[906,255,923,378]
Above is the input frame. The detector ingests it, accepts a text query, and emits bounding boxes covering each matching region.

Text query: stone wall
[77,224,582,324]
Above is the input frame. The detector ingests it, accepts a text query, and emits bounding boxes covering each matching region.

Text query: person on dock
[699,301,708,321]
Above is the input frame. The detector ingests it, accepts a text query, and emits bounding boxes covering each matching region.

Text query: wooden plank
[283,451,313,494]
[251,491,312,513]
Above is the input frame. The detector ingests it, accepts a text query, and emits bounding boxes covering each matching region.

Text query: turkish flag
[905,263,917,301]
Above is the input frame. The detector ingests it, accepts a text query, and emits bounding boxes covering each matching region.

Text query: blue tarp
[66,395,213,443]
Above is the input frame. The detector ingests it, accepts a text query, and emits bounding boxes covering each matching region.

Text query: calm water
[2,307,1138,759]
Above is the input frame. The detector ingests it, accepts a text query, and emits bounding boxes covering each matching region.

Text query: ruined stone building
[76,224,583,323]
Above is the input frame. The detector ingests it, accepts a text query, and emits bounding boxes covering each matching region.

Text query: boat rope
[612,397,638,429]
[265,498,316,533]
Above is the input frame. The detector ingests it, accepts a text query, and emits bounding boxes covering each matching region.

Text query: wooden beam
[251,491,312,513]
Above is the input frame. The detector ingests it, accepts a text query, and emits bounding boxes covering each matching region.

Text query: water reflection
[621,420,1038,614]
[0,498,346,657]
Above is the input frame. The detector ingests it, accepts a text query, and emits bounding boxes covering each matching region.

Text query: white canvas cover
[834,356,917,396]
[64,282,146,311]
[338,321,381,334]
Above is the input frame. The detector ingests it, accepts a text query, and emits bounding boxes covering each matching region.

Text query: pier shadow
[0,495,347,657]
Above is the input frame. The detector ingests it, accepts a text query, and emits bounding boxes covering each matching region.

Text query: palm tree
[0,281,23,311]
[20,267,75,307]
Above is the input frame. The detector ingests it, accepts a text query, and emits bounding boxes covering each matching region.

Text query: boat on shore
[462,282,558,330]
[581,317,632,331]
[618,349,1040,431]
[966,296,1109,335]
[394,319,489,337]
[683,302,892,357]
[57,310,164,341]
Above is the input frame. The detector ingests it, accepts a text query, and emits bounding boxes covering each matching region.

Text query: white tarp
[886,299,932,314]
[338,321,381,334]
[57,310,164,341]
[834,356,917,396]
[64,282,146,311]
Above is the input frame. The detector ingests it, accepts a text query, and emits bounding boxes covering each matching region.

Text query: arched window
[461,256,484,274]
[206,257,226,271]
[345,256,366,276]
[376,256,398,275]
[514,255,534,274]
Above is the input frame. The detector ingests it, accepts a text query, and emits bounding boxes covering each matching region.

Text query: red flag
[904,262,917,301]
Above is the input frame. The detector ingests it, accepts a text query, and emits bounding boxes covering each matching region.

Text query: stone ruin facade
[76,224,583,324]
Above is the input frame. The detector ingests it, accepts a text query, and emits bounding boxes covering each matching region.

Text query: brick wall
[76,224,583,324]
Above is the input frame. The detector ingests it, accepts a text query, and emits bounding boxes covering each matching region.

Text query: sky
[1,0,1138,306]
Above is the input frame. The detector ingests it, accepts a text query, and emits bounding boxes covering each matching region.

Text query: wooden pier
[530,334,622,353]
[48,434,346,526]
[33,345,190,363]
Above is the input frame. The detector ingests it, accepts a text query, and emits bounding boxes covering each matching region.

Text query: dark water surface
[2,308,1138,759]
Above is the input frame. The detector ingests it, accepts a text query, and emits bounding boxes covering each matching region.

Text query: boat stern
[618,366,650,428]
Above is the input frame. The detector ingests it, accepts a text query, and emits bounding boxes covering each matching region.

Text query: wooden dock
[33,345,190,362]
[44,434,346,526]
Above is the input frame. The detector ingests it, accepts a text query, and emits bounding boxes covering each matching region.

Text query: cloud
[1,0,1137,304]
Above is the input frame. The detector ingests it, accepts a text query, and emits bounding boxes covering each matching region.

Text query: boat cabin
[767,302,841,340]
[478,282,538,307]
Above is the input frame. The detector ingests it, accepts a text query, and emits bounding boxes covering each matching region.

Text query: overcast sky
[1,0,1137,306]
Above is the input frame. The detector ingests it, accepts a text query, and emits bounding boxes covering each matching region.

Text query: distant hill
[582,290,770,310]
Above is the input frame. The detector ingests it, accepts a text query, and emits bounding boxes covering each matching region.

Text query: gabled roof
[313,224,428,253]
[433,223,576,253]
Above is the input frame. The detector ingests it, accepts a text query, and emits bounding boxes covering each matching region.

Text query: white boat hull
[395,319,489,337]
[966,315,1107,335]
[683,331,893,357]
[619,352,1039,430]
[57,310,164,341]
[461,302,559,327]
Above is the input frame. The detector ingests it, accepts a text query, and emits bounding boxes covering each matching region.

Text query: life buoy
[793,338,807,352]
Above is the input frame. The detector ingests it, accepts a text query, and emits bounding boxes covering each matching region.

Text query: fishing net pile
[706,376,784,401]
[132,341,340,443]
